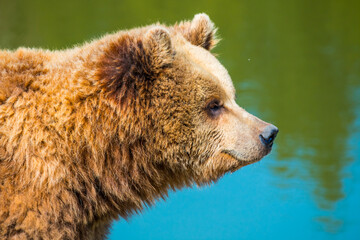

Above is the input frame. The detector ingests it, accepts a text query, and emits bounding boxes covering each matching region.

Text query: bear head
[93,13,278,188]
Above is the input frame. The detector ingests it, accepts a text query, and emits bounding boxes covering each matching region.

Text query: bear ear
[96,27,173,105]
[143,27,173,72]
[176,13,219,50]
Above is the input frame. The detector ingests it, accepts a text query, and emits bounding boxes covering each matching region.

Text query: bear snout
[259,124,279,148]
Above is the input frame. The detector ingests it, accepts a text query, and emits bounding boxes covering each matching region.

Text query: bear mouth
[221,150,260,166]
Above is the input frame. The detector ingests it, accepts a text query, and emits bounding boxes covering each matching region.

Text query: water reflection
[222,0,360,231]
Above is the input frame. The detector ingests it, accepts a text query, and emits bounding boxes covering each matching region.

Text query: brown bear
[0,13,278,239]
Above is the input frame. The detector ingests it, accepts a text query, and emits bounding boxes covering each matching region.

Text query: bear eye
[206,99,224,118]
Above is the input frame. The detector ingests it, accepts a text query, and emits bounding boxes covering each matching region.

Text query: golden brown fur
[0,14,275,239]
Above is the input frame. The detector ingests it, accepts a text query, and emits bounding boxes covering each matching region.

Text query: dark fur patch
[95,32,172,107]
[96,35,144,105]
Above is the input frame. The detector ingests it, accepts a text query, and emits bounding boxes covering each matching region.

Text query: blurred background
[1,0,359,239]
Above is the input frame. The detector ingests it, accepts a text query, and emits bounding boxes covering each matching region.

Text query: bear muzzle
[259,124,279,148]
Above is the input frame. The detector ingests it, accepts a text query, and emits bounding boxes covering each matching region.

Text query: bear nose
[259,125,279,148]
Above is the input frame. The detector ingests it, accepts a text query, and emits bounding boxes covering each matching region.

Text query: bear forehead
[179,40,236,100]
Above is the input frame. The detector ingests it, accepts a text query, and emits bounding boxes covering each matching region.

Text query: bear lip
[221,150,260,165]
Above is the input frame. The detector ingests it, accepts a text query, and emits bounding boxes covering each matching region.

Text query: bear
[0,13,278,239]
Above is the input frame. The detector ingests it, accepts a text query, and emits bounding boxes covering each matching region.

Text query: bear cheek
[190,127,238,182]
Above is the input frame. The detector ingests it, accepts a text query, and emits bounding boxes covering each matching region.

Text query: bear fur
[0,14,275,239]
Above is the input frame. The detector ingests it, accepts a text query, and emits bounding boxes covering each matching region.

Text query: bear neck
[69,96,192,222]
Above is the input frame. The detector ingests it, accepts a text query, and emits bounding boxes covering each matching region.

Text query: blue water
[110,140,360,239]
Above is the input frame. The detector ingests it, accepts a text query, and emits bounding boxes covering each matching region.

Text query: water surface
[1,0,359,239]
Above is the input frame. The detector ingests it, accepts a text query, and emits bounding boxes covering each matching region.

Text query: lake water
[1,0,359,239]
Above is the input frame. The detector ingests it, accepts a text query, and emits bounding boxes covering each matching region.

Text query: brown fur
[0,14,275,239]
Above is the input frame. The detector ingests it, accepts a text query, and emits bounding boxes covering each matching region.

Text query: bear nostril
[259,125,279,148]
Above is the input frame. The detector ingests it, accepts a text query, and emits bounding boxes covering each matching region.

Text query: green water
[1,0,359,239]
